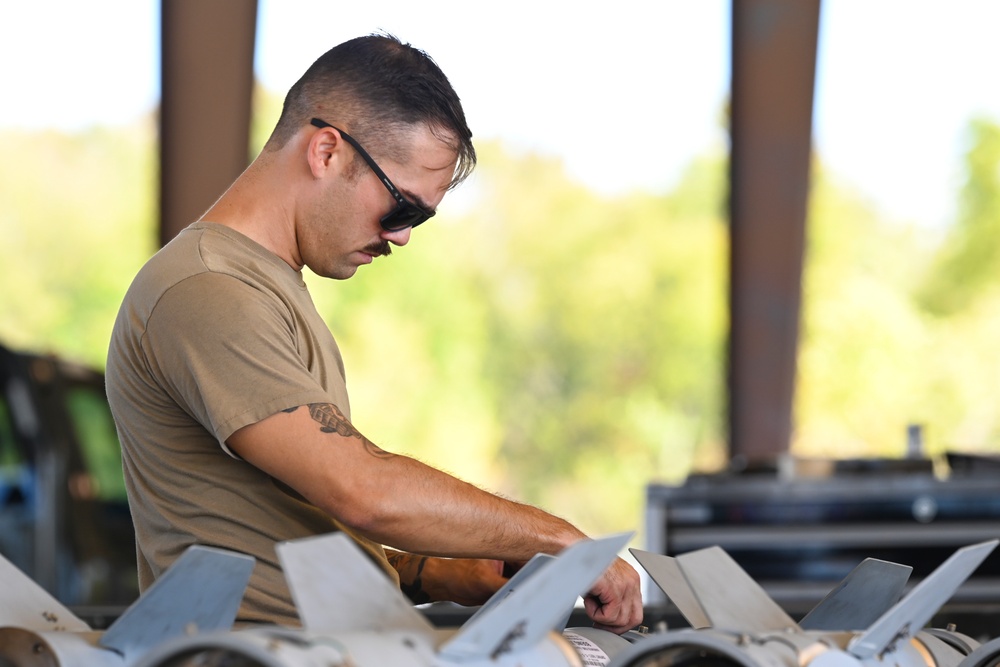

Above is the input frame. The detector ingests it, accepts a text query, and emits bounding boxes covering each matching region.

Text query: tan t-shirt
[106,221,397,624]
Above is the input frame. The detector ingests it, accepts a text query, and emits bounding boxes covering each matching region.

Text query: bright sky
[1,1,998,229]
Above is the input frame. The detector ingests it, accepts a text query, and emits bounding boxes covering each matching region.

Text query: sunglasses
[310,118,435,231]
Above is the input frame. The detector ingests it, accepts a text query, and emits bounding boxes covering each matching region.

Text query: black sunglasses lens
[381,204,430,231]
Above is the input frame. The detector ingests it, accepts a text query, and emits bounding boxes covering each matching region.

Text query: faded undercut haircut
[265,33,476,190]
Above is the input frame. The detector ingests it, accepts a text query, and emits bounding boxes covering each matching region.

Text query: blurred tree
[918,118,1000,315]
[795,162,935,458]
[0,125,156,367]
[796,118,1000,460]
[913,118,1000,452]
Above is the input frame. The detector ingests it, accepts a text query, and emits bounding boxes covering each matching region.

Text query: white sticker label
[563,631,611,667]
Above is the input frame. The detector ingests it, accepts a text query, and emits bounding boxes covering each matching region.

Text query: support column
[160,0,258,246]
[728,0,821,464]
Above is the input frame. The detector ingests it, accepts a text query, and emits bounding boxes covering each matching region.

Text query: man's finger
[584,593,629,631]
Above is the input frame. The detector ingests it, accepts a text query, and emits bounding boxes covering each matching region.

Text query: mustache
[362,240,393,258]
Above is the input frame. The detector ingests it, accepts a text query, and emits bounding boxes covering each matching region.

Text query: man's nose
[381,226,412,247]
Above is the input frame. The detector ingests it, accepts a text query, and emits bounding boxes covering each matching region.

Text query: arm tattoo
[307,403,363,438]
[283,403,395,459]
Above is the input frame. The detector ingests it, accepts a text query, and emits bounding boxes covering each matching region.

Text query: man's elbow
[314,477,400,537]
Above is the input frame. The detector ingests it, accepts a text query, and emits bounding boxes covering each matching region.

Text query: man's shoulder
[133,225,210,289]
[128,223,300,314]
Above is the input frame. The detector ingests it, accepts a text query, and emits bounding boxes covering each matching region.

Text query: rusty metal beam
[728,0,821,464]
[160,0,258,246]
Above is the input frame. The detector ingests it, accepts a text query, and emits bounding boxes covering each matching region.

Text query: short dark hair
[267,33,476,189]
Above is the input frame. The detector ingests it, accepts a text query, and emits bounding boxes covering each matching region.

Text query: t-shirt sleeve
[141,271,332,447]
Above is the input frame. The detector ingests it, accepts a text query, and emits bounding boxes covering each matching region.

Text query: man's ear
[306,125,350,179]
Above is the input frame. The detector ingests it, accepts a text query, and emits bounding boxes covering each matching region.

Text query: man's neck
[198,159,303,271]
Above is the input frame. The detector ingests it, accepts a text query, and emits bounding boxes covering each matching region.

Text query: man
[106,34,642,632]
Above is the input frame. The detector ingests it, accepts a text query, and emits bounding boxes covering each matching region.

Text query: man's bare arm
[229,402,581,559]
[227,402,642,632]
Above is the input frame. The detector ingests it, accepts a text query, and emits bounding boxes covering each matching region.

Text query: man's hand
[582,557,643,634]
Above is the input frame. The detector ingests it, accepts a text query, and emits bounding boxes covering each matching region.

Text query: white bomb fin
[464,553,557,626]
[799,557,911,631]
[630,549,710,629]
[848,539,998,659]
[0,552,90,632]
[633,545,798,633]
[439,532,634,662]
[98,545,255,659]
[276,532,434,635]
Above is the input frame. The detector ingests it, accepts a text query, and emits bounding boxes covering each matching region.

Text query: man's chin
[312,264,359,281]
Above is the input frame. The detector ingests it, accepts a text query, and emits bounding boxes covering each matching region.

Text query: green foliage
[0,124,157,367]
[795,119,1000,458]
[796,166,937,457]
[918,118,1000,315]
[250,83,284,158]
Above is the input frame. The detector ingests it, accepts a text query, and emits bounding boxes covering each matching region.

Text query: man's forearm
[231,403,587,561]
[297,403,586,560]
[337,451,587,560]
